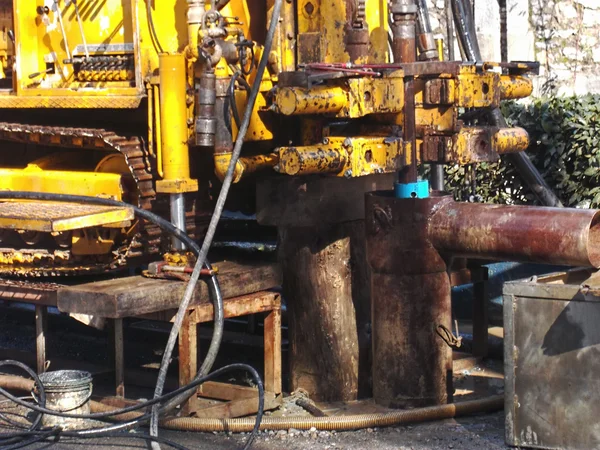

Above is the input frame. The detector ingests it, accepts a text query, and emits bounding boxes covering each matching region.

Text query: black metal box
[504,269,600,449]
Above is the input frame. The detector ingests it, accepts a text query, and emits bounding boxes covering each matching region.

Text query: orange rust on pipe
[429,200,600,267]
[493,127,529,154]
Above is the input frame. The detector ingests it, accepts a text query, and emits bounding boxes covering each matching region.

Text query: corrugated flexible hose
[0,375,502,433]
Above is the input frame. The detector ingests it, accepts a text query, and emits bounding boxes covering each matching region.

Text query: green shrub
[444,95,600,207]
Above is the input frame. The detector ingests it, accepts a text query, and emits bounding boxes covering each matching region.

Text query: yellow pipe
[153,84,164,178]
[276,86,347,116]
[213,153,279,183]
[493,127,530,154]
[156,54,198,194]
[147,84,155,157]
[277,146,348,176]
[499,75,533,100]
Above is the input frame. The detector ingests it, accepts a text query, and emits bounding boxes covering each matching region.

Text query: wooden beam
[198,381,259,401]
[264,304,282,395]
[56,260,281,318]
[193,392,280,419]
[179,310,198,416]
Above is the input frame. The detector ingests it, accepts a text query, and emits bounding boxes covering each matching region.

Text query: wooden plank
[193,392,280,419]
[263,302,282,395]
[137,291,279,323]
[198,381,259,401]
[179,310,198,416]
[56,260,282,318]
[35,305,47,374]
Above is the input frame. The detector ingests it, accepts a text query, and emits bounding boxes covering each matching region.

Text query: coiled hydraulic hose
[450,0,562,207]
[0,192,226,434]
[0,362,263,450]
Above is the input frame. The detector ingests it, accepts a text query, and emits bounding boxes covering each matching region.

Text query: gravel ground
[0,304,509,449]
[0,413,507,449]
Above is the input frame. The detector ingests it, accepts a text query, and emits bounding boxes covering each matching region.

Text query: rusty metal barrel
[429,202,600,267]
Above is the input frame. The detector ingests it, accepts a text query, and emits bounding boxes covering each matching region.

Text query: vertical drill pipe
[429,201,600,267]
[391,1,417,64]
[445,0,455,60]
[196,72,217,147]
[390,0,418,184]
[399,80,418,184]
[366,192,453,408]
[169,193,186,251]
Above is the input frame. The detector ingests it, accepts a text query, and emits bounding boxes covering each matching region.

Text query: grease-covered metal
[38,370,93,430]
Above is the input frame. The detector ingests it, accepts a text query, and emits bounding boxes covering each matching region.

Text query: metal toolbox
[504,269,600,450]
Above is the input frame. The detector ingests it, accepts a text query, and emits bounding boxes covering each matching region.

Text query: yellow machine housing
[0,0,536,275]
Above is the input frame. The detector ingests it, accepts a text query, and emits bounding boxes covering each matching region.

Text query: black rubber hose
[450,0,563,207]
[0,361,45,433]
[0,362,263,450]
[150,0,284,439]
[0,364,261,422]
[450,0,480,62]
[416,0,433,34]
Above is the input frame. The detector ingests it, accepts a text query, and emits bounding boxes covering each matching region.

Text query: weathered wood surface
[57,260,281,318]
[280,222,368,402]
[0,279,60,306]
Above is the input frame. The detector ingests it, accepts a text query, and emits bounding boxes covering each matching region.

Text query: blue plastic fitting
[394,179,430,199]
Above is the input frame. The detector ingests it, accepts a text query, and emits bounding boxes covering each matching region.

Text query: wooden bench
[0,260,282,416]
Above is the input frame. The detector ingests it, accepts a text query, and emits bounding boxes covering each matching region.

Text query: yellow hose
[0,375,503,433]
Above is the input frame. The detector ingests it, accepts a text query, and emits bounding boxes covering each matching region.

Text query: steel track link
[0,123,203,276]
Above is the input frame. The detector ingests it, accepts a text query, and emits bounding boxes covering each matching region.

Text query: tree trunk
[279,220,369,402]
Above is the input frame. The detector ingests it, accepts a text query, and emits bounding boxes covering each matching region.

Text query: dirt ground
[0,304,509,450]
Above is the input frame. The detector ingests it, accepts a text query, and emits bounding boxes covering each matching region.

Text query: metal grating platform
[0,201,134,232]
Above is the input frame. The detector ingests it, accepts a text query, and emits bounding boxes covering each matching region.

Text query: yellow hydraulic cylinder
[493,127,530,154]
[277,146,348,176]
[276,86,347,116]
[499,75,533,100]
[155,53,198,194]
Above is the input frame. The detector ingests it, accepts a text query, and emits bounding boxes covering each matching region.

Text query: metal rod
[170,193,186,251]
[53,0,72,60]
[72,0,90,58]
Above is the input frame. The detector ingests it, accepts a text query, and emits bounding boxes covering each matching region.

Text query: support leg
[472,267,489,358]
[179,310,198,415]
[263,299,282,395]
[35,305,47,374]
[112,318,125,398]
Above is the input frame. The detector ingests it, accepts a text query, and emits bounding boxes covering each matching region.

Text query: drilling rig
[5,0,595,417]
[0,0,533,277]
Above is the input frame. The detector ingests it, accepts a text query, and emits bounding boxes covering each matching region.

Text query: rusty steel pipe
[429,199,600,267]
[366,193,452,408]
